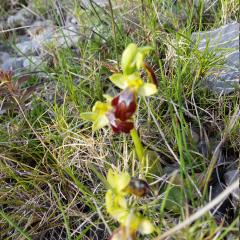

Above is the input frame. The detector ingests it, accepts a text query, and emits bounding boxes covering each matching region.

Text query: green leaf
[0,209,32,240]
[162,185,185,213]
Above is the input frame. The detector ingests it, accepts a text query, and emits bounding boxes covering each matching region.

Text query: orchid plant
[81,43,158,239]
[81,43,157,164]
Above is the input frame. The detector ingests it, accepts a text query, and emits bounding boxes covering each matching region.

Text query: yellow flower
[109,72,157,96]
[105,170,130,222]
[105,170,155,235]
[105,189,129,223]
[80,100,112,131]
[124,212,155,235]
[106,190,155,234]
[107,169,131,193]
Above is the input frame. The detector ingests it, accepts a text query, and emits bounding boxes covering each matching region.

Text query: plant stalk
[130,128,145,170]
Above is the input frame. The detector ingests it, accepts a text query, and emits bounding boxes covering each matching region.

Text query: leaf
[0,209,32,240]
[161,185,185,213]
[145,150,163,178]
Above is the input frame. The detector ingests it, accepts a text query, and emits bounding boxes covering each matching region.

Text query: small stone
[1,57,25,71]
[16,40,40,55]
[53,27,80,48]
[7,8,34,27]
[23,56,43,69]
[28,20,80,50]
[28,20,56,43]
[0,52,10,65]
[192,22,239,94]
[82,0,108,8]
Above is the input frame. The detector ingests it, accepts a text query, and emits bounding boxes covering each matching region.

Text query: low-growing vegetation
[0,1,239,239]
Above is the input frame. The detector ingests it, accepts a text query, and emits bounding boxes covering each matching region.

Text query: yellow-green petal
[108,171,131,192]
[136,46,152,69]
[80,112,97,121]
[137,219,155,234]
[135,52,145,69]
[125,72,143,89]
[107,169,115,187]
[138,46,152,54]
[126,213,142,231]
[109,73,127,89]
[111,209,129,224]
[138,83,157,96]
[105,189,128,221]
[103,94,113,102]
[92,101,111,113]
[117,172,131,191]
[105,189,114,213]
[92,115,109,131]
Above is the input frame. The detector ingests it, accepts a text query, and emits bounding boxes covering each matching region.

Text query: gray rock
[193,0,218,10]
[27,20,56,45]
[1,57,25,71]
[0,55,44,71]
[23,56,43,69]
[53,27,80,48]
[27,20,80,51]
[82,0,108,8]
[224,170,239,203]
[192,22,239,94]
[0,52,10,65]
[7,8,34,27]
[16,40,40,55]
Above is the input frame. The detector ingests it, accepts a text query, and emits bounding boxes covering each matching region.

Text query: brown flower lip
[107,111,134,134]
[111,88,137,121]
[106,88,137,133]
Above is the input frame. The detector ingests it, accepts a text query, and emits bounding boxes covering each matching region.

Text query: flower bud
[121,43,138,75]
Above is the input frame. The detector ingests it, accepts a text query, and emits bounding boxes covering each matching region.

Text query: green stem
[130,128,145,169]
